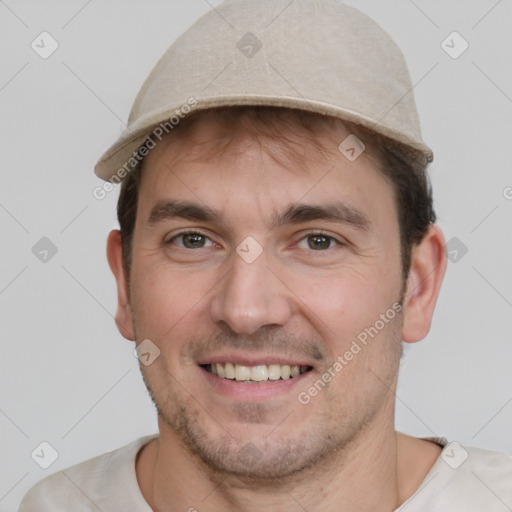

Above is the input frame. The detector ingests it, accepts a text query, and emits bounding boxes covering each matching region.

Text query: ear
[401,224,447,343]
[106,229,135,341]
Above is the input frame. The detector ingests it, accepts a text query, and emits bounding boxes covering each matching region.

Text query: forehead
[144,110,351,172]
[135,110,396,230]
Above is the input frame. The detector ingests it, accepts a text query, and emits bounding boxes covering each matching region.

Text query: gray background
[1,0,511,510]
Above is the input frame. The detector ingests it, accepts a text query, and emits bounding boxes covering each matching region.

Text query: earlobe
[401,224,447,344]
[106,230,136,341]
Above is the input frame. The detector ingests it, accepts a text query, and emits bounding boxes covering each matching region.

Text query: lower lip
[199,366,312,400]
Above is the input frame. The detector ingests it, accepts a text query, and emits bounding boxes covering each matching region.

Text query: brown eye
[307,234,333,250]
[182,233,206,248]
[168,232,214,249]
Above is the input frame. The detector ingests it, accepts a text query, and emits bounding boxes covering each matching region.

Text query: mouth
[201,363,313,383]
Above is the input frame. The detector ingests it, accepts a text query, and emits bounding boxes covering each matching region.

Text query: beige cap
[95,0,433,182]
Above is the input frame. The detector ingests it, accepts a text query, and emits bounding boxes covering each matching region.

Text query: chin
[159,401,360,481]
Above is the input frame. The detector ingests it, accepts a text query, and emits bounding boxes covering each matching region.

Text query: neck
[136,415,440,512]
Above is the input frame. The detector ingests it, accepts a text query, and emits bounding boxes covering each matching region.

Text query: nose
[209,248,293,335]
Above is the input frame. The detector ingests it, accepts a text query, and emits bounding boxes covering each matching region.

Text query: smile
[203,363,312,383]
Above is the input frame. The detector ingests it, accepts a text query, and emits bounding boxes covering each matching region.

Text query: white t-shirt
[18,436,512,511]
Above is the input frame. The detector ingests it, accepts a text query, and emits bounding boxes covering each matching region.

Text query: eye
[296,232,342,251]
[167,231,215,249]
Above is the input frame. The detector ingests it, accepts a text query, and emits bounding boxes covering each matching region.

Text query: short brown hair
[116,107,436,285]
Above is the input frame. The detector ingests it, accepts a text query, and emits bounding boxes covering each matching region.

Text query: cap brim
[94,95,433,182]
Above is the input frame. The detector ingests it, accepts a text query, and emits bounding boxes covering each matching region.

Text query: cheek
[130,264,216,342]
[291,264,401,354]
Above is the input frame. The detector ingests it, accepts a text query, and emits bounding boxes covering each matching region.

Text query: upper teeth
[210,363,307,382]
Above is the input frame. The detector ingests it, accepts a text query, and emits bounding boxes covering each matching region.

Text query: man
[18,0,512,510]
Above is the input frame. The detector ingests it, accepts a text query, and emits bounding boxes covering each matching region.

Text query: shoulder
[17,435,157,512]
[446,442,512,509]
[462,443,512,496]
[401,439,512,511]
[442,440,512,478]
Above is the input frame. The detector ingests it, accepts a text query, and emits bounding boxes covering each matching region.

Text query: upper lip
[197,352,315,368]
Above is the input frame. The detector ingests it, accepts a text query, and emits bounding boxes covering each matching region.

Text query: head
[106,106,447,480]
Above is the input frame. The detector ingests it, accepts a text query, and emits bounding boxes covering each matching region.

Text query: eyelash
[295,230,344,250]
[165,230,345,251]
[166,230,217,249]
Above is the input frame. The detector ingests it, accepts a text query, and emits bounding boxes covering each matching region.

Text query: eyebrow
[148,200,221,224]
[147,199,371,232]
[271,202,371,232]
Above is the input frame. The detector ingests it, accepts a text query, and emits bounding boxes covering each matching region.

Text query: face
[125,115,406,479]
